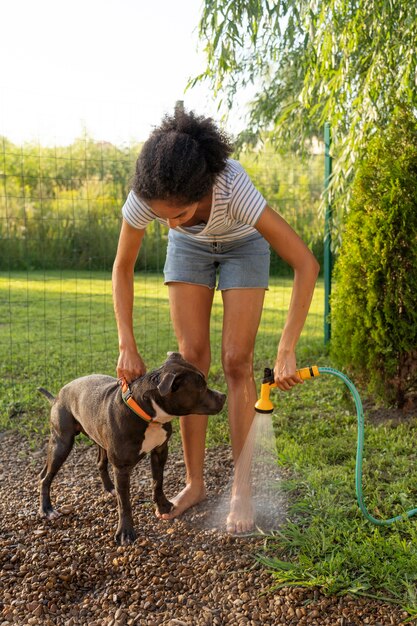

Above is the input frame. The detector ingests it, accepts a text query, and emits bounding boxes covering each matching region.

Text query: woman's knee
[222,348,254,383]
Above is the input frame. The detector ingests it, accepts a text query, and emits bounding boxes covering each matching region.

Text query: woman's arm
[112,219,147,382]
[255,205,320,390]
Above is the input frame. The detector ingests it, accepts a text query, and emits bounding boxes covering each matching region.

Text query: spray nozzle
[255,365,320,414]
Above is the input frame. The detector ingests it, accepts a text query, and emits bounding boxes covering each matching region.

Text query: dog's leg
[113,466,136,545]
[97,446,115,496]
[150,442,173,516]
[39,431,75,519]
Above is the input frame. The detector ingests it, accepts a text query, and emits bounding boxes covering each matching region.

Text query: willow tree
[193,0,417,219]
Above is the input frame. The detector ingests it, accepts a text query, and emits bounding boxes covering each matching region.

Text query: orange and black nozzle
[254,367,276,414]
[254,365,320,414]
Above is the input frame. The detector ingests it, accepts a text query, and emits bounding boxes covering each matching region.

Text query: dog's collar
[120,379,154,423]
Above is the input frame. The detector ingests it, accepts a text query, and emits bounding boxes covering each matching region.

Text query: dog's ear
[157,372,178,396]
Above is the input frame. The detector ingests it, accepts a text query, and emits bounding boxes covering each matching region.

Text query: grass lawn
[2,271,417,617]
[264,374,417,618]
[0,270,323,436]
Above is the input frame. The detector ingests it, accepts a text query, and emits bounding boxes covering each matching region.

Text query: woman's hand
[116,347,146,383]
[273,350,303,391]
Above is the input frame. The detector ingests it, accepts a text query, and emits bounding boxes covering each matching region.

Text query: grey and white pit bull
[38,352,226,544]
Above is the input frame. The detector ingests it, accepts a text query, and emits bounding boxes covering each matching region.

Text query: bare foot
[156,483,207,520]
[226,494,254,535]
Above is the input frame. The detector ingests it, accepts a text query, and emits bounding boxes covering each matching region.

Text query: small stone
[194,551,205,559]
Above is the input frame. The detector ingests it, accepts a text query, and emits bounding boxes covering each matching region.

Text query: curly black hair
[132,109,234,205]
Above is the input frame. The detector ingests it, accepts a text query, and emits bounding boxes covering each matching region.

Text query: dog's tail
[37,387,55,403]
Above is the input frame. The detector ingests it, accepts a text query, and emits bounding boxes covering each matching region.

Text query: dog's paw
[40,507,61,520]
[103,488,116,500]
[115,527,137,545]
[156,499,173,516]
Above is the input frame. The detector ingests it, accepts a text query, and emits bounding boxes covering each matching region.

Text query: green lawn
[2,271,417,617]
[263,374,417,618]
[0,270,324,435]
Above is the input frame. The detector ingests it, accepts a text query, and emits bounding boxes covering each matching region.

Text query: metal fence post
[324,123,332,344]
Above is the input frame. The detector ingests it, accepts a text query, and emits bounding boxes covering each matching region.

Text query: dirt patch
[362,398,417,426]
[0,431,412,625]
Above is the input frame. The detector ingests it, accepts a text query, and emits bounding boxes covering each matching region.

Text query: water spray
[255,365,417,526]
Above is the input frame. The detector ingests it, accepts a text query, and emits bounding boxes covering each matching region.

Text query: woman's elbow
[112,250,135,278]
[310,253,320,279]
[297,249,320,281]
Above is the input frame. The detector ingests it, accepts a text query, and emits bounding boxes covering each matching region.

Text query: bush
[330,107,417,407]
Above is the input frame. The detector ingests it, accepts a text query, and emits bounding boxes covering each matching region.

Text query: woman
[112,109,319,534]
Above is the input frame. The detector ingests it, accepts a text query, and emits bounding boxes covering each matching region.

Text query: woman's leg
[159,282,214,520]
[221,288,266,534]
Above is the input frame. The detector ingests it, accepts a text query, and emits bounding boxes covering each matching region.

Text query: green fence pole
[324,123,332,344]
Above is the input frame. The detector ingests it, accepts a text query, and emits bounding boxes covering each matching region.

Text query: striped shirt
[121,159,267,242]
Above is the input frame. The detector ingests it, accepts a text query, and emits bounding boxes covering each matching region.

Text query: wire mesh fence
[0,134,325,428]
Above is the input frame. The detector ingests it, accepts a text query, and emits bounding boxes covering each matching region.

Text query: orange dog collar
[120,379,154,423]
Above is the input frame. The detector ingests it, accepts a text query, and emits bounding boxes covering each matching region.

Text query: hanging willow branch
[193,0,417,229]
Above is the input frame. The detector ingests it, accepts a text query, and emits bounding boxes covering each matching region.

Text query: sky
[0,0,249,146]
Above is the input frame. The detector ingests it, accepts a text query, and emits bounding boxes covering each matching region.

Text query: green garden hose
[255,365,417,526]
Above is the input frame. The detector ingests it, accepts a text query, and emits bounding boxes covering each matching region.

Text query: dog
[38,352,226,544]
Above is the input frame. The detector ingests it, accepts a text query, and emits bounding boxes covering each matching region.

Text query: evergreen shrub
[331,108,417,407]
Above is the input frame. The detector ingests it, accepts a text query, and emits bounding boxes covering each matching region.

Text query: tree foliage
[195,0,417,221]
[330,108,417,408]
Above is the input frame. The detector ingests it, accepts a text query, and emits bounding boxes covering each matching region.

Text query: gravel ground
[0,430,413,626]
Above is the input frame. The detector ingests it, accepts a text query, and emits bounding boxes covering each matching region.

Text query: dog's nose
[216,391,227,408]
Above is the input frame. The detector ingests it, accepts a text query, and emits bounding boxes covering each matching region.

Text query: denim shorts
[163,229,270,290]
